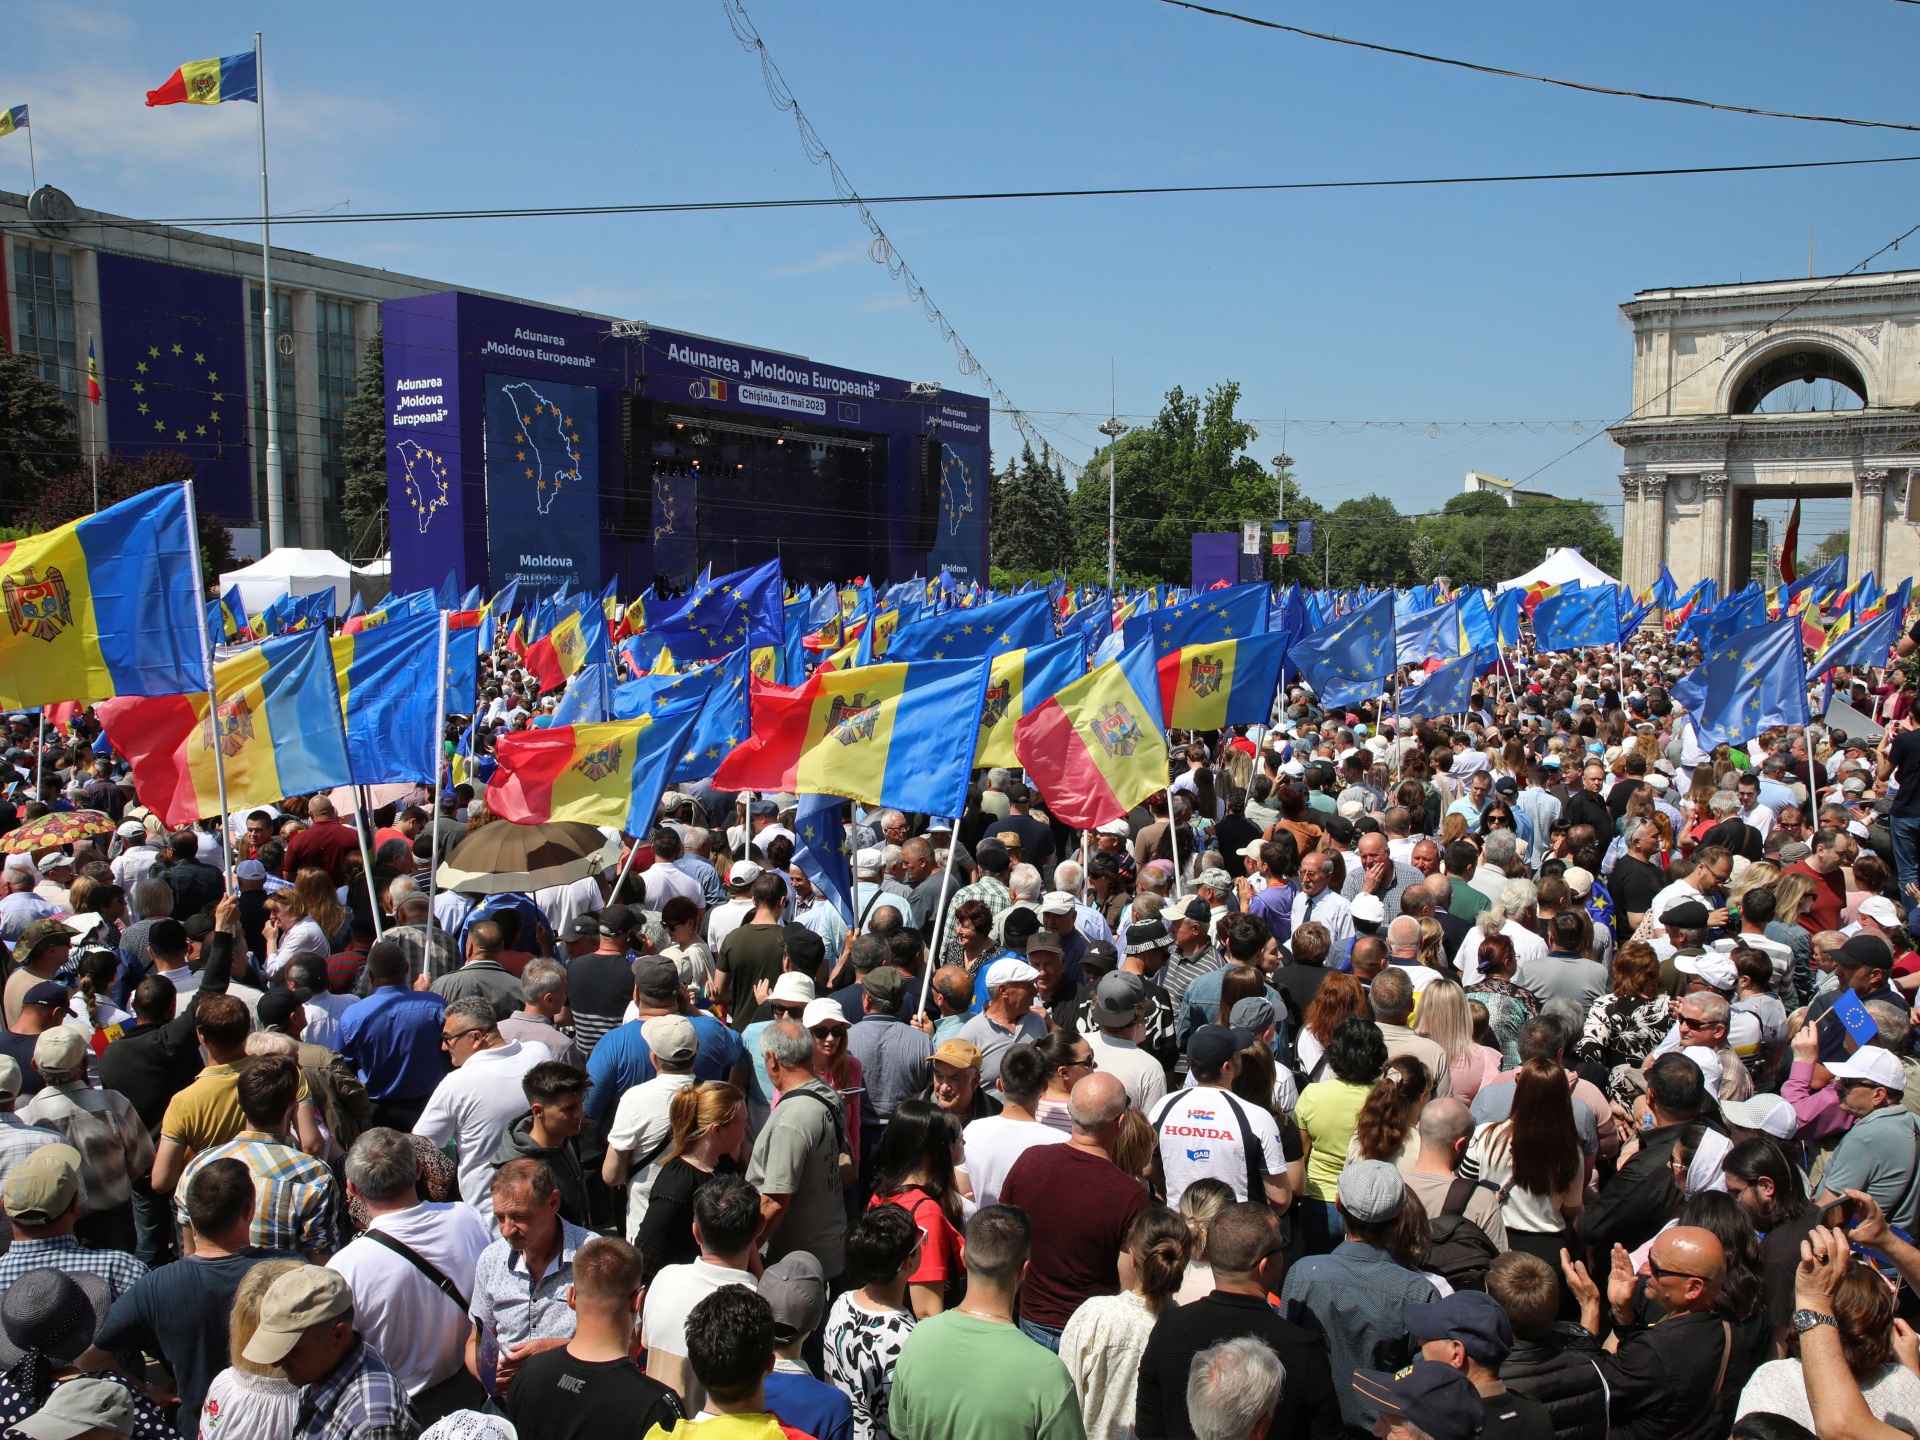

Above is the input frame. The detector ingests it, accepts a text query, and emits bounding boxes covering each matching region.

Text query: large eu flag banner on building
[96,253,253,522]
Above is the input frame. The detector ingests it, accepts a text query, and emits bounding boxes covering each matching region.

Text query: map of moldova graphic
[940,443,976,535]
[396,439,449,534]
[502,381,582,515]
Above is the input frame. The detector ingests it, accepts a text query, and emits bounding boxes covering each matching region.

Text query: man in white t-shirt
[1148,1024,1287,1207]
[1083,972,1168,1113]
[604,1015,701,1239]
[412,1000,553,1224]
[957,1040,1066,1208]
[640,1169,763,1413]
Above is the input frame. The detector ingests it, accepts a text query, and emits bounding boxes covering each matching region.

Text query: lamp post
[1271,452,1291,582]
[1099,415,1128,593]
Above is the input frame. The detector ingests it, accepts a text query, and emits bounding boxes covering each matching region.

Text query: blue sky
[6,0,1914,550]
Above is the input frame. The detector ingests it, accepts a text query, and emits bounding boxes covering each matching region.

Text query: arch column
[1852,469,1891,579]
[1699,472,1730,591]
[1618,475,1644,592]
[1640,474,1668,589]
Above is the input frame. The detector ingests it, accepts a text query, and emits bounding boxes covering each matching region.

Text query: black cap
[1004,781,1030,805]
[974,838,1010,874]
[1322,815,1356,846]
[1660,899,1710,928]
[782,923,826,973]
[181,913,216,941]
[559,912,601,943]
[1002,907,1041,942]
[257,988,311,1030]
[630,954,680,1001]
[1351,1363,1485,1440]
[1083,940,1119,973]
[1838,933,1897,970]
[598,904,638,938]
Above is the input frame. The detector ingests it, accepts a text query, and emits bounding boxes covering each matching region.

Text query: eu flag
[1671,617,1808,747]
[1124,582,1269,656]
[792,793,855,925]
[1399,648,1494,720]
[1292,592,1394,709]
[1395,598,1470,666]
[1694,584,1769,653]
[1532,586,1622,653]
[670,647,752,782]
[885,590,1054,663]
[1809,602,1903,682]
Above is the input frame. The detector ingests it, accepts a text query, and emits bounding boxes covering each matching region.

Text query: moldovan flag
[0,484,205,710]
[145,53,258,106]
[486,704,702,834]
[1014,639,1170,830]
[524,606,589,694]
[714,659,990,815]
[975,636,1089,767]
[1156,632,1290,731]
[97,628,351,828]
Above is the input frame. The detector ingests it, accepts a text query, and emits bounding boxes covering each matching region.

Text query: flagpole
[181,481,234,890]
[1166,789,1185,898]
[917,836,962,1020]
[23,116,35,192]
[255,30,286,553]
[609,828,646,907]
[426,609,446,934]
[352,784,384,939]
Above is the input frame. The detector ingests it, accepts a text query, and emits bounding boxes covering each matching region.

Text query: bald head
[1386,916,1421,956]
[1068,1071,1129,1133]
[1646,1226,1725,1314]
[1417,1097,1475,1155]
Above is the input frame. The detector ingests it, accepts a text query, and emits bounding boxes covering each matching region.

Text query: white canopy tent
[219,548,389,616]
[1494,547,1620,593]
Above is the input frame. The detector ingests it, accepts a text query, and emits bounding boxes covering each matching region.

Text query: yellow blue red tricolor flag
[0,485,206,709]
[714,659,990,814]
[486,704,702,833]
[976,636,1089,767]
[145,53,258,106]
[1015,639,1170,830]
[97,628,351,828]
[0,106,25,139]
[1156,632,1290,731]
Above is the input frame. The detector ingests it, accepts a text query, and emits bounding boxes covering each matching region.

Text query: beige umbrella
[434,820,620,896]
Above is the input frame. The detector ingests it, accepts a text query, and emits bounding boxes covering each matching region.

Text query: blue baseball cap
[1404,1290,1513,1364]
[1352,1361,1485,1440]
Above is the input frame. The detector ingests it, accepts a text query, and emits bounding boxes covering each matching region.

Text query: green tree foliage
[24,450,233,585]
[1810,529,1849,566]
[341,328,388,561]
[988,444,1074,573]
[0,350,82,526]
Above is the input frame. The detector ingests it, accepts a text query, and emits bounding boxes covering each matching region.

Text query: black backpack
[1425,1177,1502,1292]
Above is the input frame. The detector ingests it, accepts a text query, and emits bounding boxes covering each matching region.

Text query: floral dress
[1578,993,1670,1103]
[823,1290,916,1440]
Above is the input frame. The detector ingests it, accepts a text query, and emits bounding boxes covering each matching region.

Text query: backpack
[1424,1177,1502,1292]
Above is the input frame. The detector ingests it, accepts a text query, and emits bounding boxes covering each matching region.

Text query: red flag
[1779,499,1801,585]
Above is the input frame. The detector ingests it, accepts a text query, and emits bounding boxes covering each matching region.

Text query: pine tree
[1020,444,1073,572]
[0,350,82,528]
[340,328,387,560]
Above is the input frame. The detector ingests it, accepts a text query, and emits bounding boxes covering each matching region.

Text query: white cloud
[769,242,869,277]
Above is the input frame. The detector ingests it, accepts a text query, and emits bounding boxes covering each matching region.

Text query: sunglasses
[440,1028,479,1049]
[770,1004,806,1019]
[1646,1258,1709,1282]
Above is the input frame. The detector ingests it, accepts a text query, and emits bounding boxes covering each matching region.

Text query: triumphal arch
[1609,270,1920,594]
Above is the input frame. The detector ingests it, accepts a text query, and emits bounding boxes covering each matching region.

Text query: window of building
[12,242,79,416]
[316,298,356,554]
[249,285,298,543]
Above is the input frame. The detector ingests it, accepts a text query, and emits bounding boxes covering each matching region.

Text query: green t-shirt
[716,923,787,1031]
[890,1312,1085,1440]
[1448,882,1491,922]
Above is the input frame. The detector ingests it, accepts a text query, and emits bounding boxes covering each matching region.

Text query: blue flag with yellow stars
[1692,583,1768,654]
[650,560,783,670]
[1671,617,1808,748]
[1394,597,1471,666]
[1292,592,1394,709]
[1123,581,1269,656]
[669,646,751,782]
[1399,648,1496,720]
[1532,586,1622,653]
[883,589,1053,663]
[792,792,856,925]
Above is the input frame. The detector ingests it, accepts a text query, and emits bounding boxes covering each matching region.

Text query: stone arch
[1721,332,1873,414]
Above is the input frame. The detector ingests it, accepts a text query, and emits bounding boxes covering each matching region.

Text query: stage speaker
[620,396,652,540]
[912,433,940,551]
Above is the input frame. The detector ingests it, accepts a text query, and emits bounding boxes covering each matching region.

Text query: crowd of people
[0,616,1912,1440]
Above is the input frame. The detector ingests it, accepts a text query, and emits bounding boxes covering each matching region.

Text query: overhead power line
[13,152,1920,234]
[1156,0,1920,134]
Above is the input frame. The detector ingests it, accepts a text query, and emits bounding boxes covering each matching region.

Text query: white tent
[1495,547,1620,593]
[219,548,358,615]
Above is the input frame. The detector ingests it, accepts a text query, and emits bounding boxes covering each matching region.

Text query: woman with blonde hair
[1415,978,1502,1100]
[1415,917,1448,974]
[264,868,344,975]
[199,1257,305,1438]
[632,1081,747,1272]
[1172,1178,1235,1304]
[1059,1206,1191,1440]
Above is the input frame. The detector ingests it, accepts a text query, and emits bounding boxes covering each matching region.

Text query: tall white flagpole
[255,32,286,552]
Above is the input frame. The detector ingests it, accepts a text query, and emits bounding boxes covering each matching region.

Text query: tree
[990,443,1075,573]
[1811,529,1849,566]
[341,328,387,561]
[0,350,82,528]
[24,451,233,585]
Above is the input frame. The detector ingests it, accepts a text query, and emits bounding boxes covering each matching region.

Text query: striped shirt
[948,876,1012,922]
[0,1113,84,1252]
[293,1337,416,1440]
[0,1232,147,1298]
[177,1130,343,1260]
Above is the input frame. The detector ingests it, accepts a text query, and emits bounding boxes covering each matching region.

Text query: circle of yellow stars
[130,342,223,445]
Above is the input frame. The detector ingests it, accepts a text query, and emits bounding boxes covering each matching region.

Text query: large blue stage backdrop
[483,373,600,595]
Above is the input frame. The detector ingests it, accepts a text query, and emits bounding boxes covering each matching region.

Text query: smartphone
[1822,1196,1860,1230]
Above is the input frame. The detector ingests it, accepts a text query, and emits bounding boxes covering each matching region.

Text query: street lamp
[1271,453,1292,579]
[1099,415,1128,593]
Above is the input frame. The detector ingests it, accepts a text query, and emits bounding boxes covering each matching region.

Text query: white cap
[1859,896,1901,928]
[983,957,1041,989]
[1040,891,1076,916]
[1675,952,1738,991]
[115,820,145,839]
[1829,1045,1907,1091]
[1719,1094,1798,1140]
[1562,866,1594,898]
[1680,1045,1724,1096]
[727,859,763,887]
[801,998,848,1031]
[770,973,817,1005]
[1350,893,1387,925]
[1097,819,1130,838]
[854,847,884,876]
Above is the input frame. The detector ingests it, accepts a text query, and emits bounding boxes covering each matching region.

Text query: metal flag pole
[181,481,233,888]
[1166,789,1185,898]
[255,31,286,552]
[609,825,647,907]
[917,828,963,1020]
[351,783,384,939]
[426,609,447,933]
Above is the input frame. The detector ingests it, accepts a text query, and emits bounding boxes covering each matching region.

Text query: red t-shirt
[1786,860,1847,934]
[870,1187,964,1286]
[999,1143,1149,1329]
[284,819,360,882]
